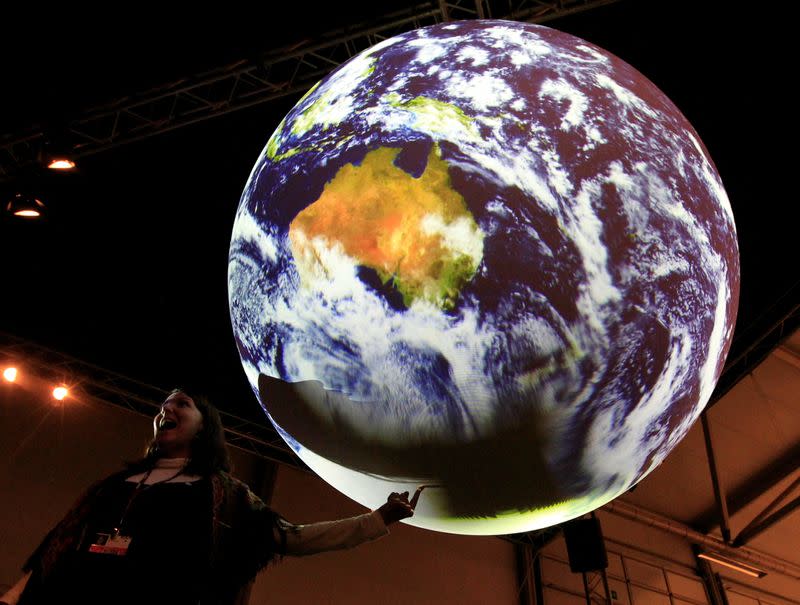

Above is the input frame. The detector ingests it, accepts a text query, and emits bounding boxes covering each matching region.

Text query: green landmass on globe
[288,145,485,310]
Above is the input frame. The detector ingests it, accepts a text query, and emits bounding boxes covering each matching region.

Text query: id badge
[88,532,132,556]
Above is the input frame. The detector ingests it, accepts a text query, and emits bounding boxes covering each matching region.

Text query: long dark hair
[132,388,232,476]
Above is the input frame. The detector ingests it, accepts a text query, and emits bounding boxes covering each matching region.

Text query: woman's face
[153,392,204,458]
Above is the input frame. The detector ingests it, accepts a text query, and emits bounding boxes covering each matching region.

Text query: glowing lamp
[2,367,18,382]
[6,193,45,218]
[47,158,77,171]
[52,386,69,401]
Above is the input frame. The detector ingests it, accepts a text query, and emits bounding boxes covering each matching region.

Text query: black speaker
[563,516,608,572]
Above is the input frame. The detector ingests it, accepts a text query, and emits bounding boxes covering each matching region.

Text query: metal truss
[4,322,800,580]
[2,2,796,589]
[0,328,579,555]
[687,281,800,549]
[693,440,800,535]
[733,475,800,547]
[708,281,800,410]
[505,523,563,549]
[0,0,619,181]
[439,0,622,22]
[606,499,800,580]
[0,330,303,470]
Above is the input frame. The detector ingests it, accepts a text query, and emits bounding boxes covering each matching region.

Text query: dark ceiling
[1,0,796,421]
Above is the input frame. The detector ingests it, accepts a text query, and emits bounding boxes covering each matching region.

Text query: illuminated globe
[228,20,739,535]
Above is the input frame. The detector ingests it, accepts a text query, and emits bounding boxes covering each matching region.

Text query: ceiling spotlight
[698,552,767,578]
[47,158,77,171]
[52,386,69,401]
[6,193,46,218]
[2,367,18,382]
[43,131,77,172]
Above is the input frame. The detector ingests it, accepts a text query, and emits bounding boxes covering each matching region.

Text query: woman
[1,390,417,605]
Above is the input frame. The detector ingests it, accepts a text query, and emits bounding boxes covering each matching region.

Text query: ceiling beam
[692,441,800,534]
[732,494,800,548]
[732,478,800,547]
[0,330,572,549]
[701,412,732,543]
[605,498,800,580]
[0,331,304,470]
[708,297,800,410]
[774,345,800,371]
[0,0,621,181]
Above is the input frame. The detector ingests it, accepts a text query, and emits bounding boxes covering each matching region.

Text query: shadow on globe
[228,19,739,535]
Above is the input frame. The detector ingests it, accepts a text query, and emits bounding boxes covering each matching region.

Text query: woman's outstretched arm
[281,489,421,556]
[0,570,32,605]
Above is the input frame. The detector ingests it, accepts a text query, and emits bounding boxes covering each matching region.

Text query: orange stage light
[3,367,18,382]
[47,158,77,171]
[52,386,69,401]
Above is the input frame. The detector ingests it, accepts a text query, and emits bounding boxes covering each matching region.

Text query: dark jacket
[20,469,284,605]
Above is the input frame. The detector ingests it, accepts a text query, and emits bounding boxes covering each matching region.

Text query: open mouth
[158,418,177,431]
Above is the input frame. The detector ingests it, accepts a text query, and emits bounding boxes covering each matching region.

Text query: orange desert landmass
[289,145,484,310]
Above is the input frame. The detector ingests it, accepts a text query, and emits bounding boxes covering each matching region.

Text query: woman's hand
[377,486,426,525]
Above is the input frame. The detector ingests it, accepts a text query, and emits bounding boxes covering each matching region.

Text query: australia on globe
[228,20,739,535]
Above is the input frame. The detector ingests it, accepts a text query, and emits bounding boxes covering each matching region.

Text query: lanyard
[113,465,187,536]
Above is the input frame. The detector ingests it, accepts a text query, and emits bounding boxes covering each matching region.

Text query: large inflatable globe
[228,20,739,535]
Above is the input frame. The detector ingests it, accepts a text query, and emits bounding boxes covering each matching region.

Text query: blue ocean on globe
[228,20,739,534]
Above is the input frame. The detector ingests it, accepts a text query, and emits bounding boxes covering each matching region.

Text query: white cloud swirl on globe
[228,20,739,534]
